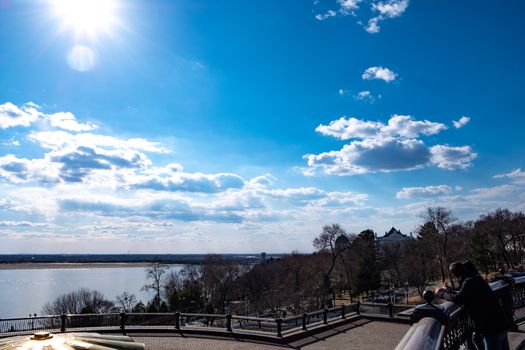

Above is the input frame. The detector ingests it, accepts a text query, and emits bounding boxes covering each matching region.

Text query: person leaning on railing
[435,261,509,350]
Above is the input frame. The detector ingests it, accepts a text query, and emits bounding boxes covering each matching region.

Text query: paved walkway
[509,323,525,350]
[292,320,410,350]
[129,320,410,350]
[131,334,290,350]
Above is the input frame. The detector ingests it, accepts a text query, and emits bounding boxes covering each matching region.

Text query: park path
[130,320,410,350]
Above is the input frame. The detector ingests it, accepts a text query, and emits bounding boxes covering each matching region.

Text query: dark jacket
[438,275,508,335]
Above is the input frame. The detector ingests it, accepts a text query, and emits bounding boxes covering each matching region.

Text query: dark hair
[462,260,479,277]
[449,261,465,278]
[449,260,479,278]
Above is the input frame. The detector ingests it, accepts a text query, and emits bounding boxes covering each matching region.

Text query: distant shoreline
[0,262,157,270]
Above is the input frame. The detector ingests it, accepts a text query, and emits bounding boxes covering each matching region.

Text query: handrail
[396,276,525,350]
[0,303,358,339]
[0,300,415,340]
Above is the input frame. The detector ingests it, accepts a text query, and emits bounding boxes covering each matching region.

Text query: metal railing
[395,276,525,350]
[0,300,414,339]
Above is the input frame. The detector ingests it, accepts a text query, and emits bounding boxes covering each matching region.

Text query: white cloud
[247,174,275,188]
[365,18,381,33]
[306,115,475,176]
[315,0,361,20]
[304,137,430,175]
[2,139,21,147]
[315,10,337,21]
[362,66,398,82]
[494,168,525,180]
[366,0,409,33]
[338,0,362,14]
[452,116,471,129]
[494,168,525,185]
[315,115,446,141]
[430,145,478,170]
[0,102,98,132]
[383,115,447,138]
[315,117,383,140]
[373,0,409,18]
[396,185,454,199]
[354,90,380,102]
[314,0,409,34]
[0,154,61,184]
[0,102,40,129]
[47,112,97,131]
[28,130,169,153]
[0,221,50,228]
[128,171,245,193]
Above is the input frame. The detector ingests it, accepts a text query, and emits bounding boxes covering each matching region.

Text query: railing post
[356,301,360,315]
[276,318,282,337]
[120,312,126,334]
[226,314,232,332]
[302,313,307,330]
[388,303,394,317]
[60,314,66,332]
[175,312,180,330]
[410,290,449,325]
[323,308,328,324]
[341,305,346,319]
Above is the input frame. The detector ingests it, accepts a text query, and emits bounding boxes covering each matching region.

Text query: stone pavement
[129,320,410,350]
[294,320,410,350]
[509,322,525,350]
[131,334,291,350]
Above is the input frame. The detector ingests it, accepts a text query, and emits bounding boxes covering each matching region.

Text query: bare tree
[42,288,114,315]
[201,255,240,313]
[142,261,168,311]
[419,207,457,284]
[115,292,137,312]
[313,224,351,307]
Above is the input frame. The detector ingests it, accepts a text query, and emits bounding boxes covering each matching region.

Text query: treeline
[41,207,525,317]
[0,254,265,264]
[400,207,525,286]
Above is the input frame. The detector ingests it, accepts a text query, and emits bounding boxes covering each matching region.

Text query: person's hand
[435,287,446,296]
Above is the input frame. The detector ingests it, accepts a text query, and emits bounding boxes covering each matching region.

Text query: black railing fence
[0,300,414,339]
[396,276,525,350]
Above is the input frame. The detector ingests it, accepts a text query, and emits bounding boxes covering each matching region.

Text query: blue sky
[1,0,524,253]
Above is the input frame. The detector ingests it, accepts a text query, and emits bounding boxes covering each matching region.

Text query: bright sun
[50,0,119,39]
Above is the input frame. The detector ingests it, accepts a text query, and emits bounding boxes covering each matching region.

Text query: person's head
[449,261,466,279]
[462,260,479,277]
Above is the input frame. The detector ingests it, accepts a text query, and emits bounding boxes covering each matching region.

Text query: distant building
[261,252,267,265]
[376,227,412,247]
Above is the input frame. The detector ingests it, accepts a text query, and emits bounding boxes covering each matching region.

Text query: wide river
[0,265,183,318]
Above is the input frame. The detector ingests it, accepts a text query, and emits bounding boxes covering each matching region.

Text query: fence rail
[0,300,414,339]
[396,276,525,350]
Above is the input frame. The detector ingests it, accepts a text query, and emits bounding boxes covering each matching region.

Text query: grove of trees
[41,207,525,317]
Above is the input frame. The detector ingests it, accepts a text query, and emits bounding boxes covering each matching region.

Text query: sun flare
[50,0,120,39]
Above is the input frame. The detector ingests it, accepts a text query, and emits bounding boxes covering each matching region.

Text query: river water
[0,266,183,318]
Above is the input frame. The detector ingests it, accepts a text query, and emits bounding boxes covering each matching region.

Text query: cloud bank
[304,114,477,175]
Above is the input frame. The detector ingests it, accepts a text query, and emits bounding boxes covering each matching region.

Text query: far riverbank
[0,262,154,270]
[0,253,275,266]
